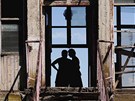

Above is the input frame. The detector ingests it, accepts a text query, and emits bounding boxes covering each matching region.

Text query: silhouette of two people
[51,49,83,87]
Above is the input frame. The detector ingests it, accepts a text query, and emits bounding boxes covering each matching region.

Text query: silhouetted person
[51,50,71,87]
[68,49,83,87]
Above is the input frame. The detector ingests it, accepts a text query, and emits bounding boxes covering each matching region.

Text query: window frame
[0,0,21,54]
[0,0,27,90]
[114,5,135,88]
[45,5,97,87]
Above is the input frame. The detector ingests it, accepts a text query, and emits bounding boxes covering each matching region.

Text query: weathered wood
[103,43,113,64]
[115,45,135,49]
[115,49,135,57]
[115,43,135,88]
[114,3,135,6]
[1,18,20,21]
[115,70,135,74]
[97,43,110,101]
[42,87,98,92]
[98,40,114,43]
[41,87,99,100]
[114,30,135,33]
[4,66,21,101]
[25,40,40,43]
[44,0,90,6]
[43,93,99,100]
[1,55,19,90]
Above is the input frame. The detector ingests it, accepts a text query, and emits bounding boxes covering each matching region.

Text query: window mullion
[67,7,71,47]
[116,6,122,88]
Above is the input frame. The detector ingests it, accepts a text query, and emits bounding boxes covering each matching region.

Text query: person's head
[61,50,68,58]
[68,49,76,58]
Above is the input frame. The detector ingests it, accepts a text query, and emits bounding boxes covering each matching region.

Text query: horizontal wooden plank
[41,87,99,100]
[115,46,135,49]
[115,70,135,74]
[1,18,20,21]
[115,49,135,57]
[44,0,90,6]
[114,3,135,6]
[114,30,135,33]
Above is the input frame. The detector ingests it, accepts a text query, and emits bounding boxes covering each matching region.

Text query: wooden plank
[97,43,109,101]
[114,3,135,6]
[103,43,113,64]
[42,87,98,92]
[115,45,135,49]
[115,49,135,57]
[114,30,135,33]
[44,0,90,6]
[115,70,135,74]
[41,87,99,100]
[1,18,19,21]
[98,40,114,43]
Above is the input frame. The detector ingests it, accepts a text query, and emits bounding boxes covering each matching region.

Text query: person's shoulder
[67,58,72,62]
[55,57,62,61]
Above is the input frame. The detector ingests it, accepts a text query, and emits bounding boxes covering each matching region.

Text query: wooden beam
[115,45,135,49]
[115,49,135,57]
[115,70,135,74]
[41,87,99,100]
[114,3,135,6]
[44,0,90,6]
[114,30,135,33]
[1,18,20,21]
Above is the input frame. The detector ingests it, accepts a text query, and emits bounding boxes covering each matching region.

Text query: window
[2,22,19,52]
[0,0,27,90]
[45,6,96,87]
[1,0,21,53]
[114,6,135,88]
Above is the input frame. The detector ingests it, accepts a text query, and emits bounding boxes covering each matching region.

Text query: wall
[98,0,115,88]
[0,55,19,90]
[27,0,45,88]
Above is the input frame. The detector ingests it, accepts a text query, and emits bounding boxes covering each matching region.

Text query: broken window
[45,6,96,87]
[114,6,135,88]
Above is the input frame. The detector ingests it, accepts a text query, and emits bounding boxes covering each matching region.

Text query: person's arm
[51,59,59,71]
